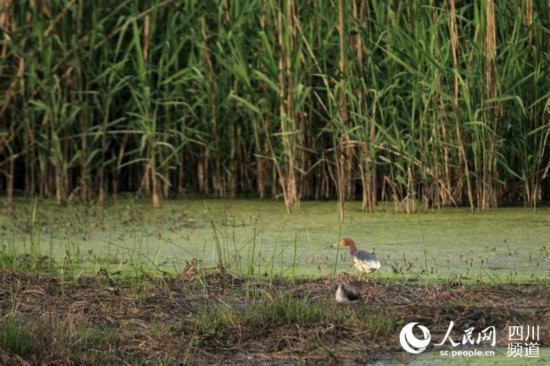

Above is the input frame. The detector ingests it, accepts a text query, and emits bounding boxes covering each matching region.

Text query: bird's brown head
[332,237,357,254]
[340,238,355,247]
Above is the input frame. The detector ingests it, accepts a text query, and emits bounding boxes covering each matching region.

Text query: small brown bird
[333,237,381,280]
[335,284,359,304]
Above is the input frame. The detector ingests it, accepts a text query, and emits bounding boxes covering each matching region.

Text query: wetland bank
[0,199,548,364]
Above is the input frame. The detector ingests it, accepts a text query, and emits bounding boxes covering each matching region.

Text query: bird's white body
[352,250,381,273]
[335,284,359,304]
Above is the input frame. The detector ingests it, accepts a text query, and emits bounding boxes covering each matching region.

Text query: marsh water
[376,347,550,365]
[1,199,548,282]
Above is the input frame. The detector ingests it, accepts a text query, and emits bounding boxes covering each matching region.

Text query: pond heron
[333,237,381,280]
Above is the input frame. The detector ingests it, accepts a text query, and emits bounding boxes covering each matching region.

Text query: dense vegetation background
[0,0,548,213]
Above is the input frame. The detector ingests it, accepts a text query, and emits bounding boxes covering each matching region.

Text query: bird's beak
[331,240,345,248]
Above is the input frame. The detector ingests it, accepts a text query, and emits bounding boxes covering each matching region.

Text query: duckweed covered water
[0,198,548,282]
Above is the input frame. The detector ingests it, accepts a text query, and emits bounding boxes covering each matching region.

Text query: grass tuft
[0,317,35,356]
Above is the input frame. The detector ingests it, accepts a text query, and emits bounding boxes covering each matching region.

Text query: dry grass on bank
[0,269,548,365]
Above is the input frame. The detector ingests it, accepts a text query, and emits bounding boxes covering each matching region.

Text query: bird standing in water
[333,237,381,280]
[335,284,359,304]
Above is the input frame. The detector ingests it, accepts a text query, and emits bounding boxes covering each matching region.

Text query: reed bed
[0,0,548,214]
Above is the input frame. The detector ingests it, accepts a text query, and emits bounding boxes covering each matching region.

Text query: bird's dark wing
[346,290,359,301]
[355,249,378,262]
